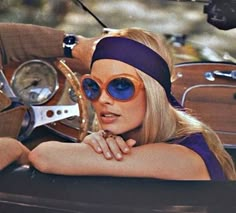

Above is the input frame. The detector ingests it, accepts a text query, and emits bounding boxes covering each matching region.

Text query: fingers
[102,136,136,161]
[126,139,137,148]
[106,136,124,161]
[97,137,113,160]
[83,132,104,153]
[83,130,136,161]
[114,136,128,153]
[83,131,113,160]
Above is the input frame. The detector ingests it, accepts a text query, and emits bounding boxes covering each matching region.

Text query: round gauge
[11,60,58,105]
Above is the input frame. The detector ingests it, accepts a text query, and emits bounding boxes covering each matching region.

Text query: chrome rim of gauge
[11,60,59,105]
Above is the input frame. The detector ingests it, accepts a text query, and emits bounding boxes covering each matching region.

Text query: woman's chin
[100,125,124,135]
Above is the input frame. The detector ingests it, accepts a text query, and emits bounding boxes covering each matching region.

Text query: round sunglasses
[80,74,144,102]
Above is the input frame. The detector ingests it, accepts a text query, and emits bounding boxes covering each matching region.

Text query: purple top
[170,133,226,180]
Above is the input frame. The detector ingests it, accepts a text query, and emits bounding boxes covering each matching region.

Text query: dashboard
[1,59,236,147]
[1,58,94,143]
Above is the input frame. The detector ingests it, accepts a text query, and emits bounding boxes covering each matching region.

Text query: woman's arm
[29,141,210,180]
[0,137,30,170]
[82,131,137,160]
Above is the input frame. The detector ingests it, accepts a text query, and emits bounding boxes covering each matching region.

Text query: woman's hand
[82,130,136,161]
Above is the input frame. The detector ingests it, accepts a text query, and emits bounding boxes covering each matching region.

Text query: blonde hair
[110,27,236,180]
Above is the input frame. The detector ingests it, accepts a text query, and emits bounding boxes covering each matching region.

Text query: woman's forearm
[29,141,129,176]
[0,137,30,170]
[29,141,210,180]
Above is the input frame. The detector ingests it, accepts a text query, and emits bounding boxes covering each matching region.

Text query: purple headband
[91,37,183,108]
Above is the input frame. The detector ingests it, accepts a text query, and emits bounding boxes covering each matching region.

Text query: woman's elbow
[29,142,53,173]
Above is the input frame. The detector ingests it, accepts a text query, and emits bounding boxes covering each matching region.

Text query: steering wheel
[54,59,89,141]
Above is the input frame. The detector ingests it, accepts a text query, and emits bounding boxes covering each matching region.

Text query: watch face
[64,35,76,45]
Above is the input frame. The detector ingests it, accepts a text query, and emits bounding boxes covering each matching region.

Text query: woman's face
[90,59,146,135]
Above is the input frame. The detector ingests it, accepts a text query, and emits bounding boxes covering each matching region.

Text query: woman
[29,28,236,180]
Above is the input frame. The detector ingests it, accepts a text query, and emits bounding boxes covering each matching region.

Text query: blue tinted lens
[107,78,135,100]
[82,78,100,100]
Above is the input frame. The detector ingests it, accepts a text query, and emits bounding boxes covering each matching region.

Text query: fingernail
[97,147,102,152]
[124,147,129,153]
[116,153,122,159]
[106,152,112,158]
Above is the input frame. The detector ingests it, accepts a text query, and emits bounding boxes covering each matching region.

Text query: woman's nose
[98,89,114,105]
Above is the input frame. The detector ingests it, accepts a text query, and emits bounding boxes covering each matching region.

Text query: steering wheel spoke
[31,104,80,128]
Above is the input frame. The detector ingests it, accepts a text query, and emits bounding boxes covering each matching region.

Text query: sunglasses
[80,74,144,102]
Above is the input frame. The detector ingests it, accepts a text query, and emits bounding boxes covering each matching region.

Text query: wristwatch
[63,34,78,58]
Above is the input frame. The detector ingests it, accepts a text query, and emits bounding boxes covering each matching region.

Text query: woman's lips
[100,112,120,124]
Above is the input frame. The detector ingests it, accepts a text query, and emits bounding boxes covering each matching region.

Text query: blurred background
[0,0,236,63]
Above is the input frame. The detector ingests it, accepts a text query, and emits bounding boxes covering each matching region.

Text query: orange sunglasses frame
[80,73,144,102]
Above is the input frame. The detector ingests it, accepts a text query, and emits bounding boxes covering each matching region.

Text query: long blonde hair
[110,27,236,180]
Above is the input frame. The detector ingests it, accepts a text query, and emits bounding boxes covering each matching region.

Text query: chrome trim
[0,69,16,97]
[181,84,236,106]
[10,60,59,105]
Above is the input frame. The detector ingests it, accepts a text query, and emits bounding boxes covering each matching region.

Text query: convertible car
[0,0,236,212]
